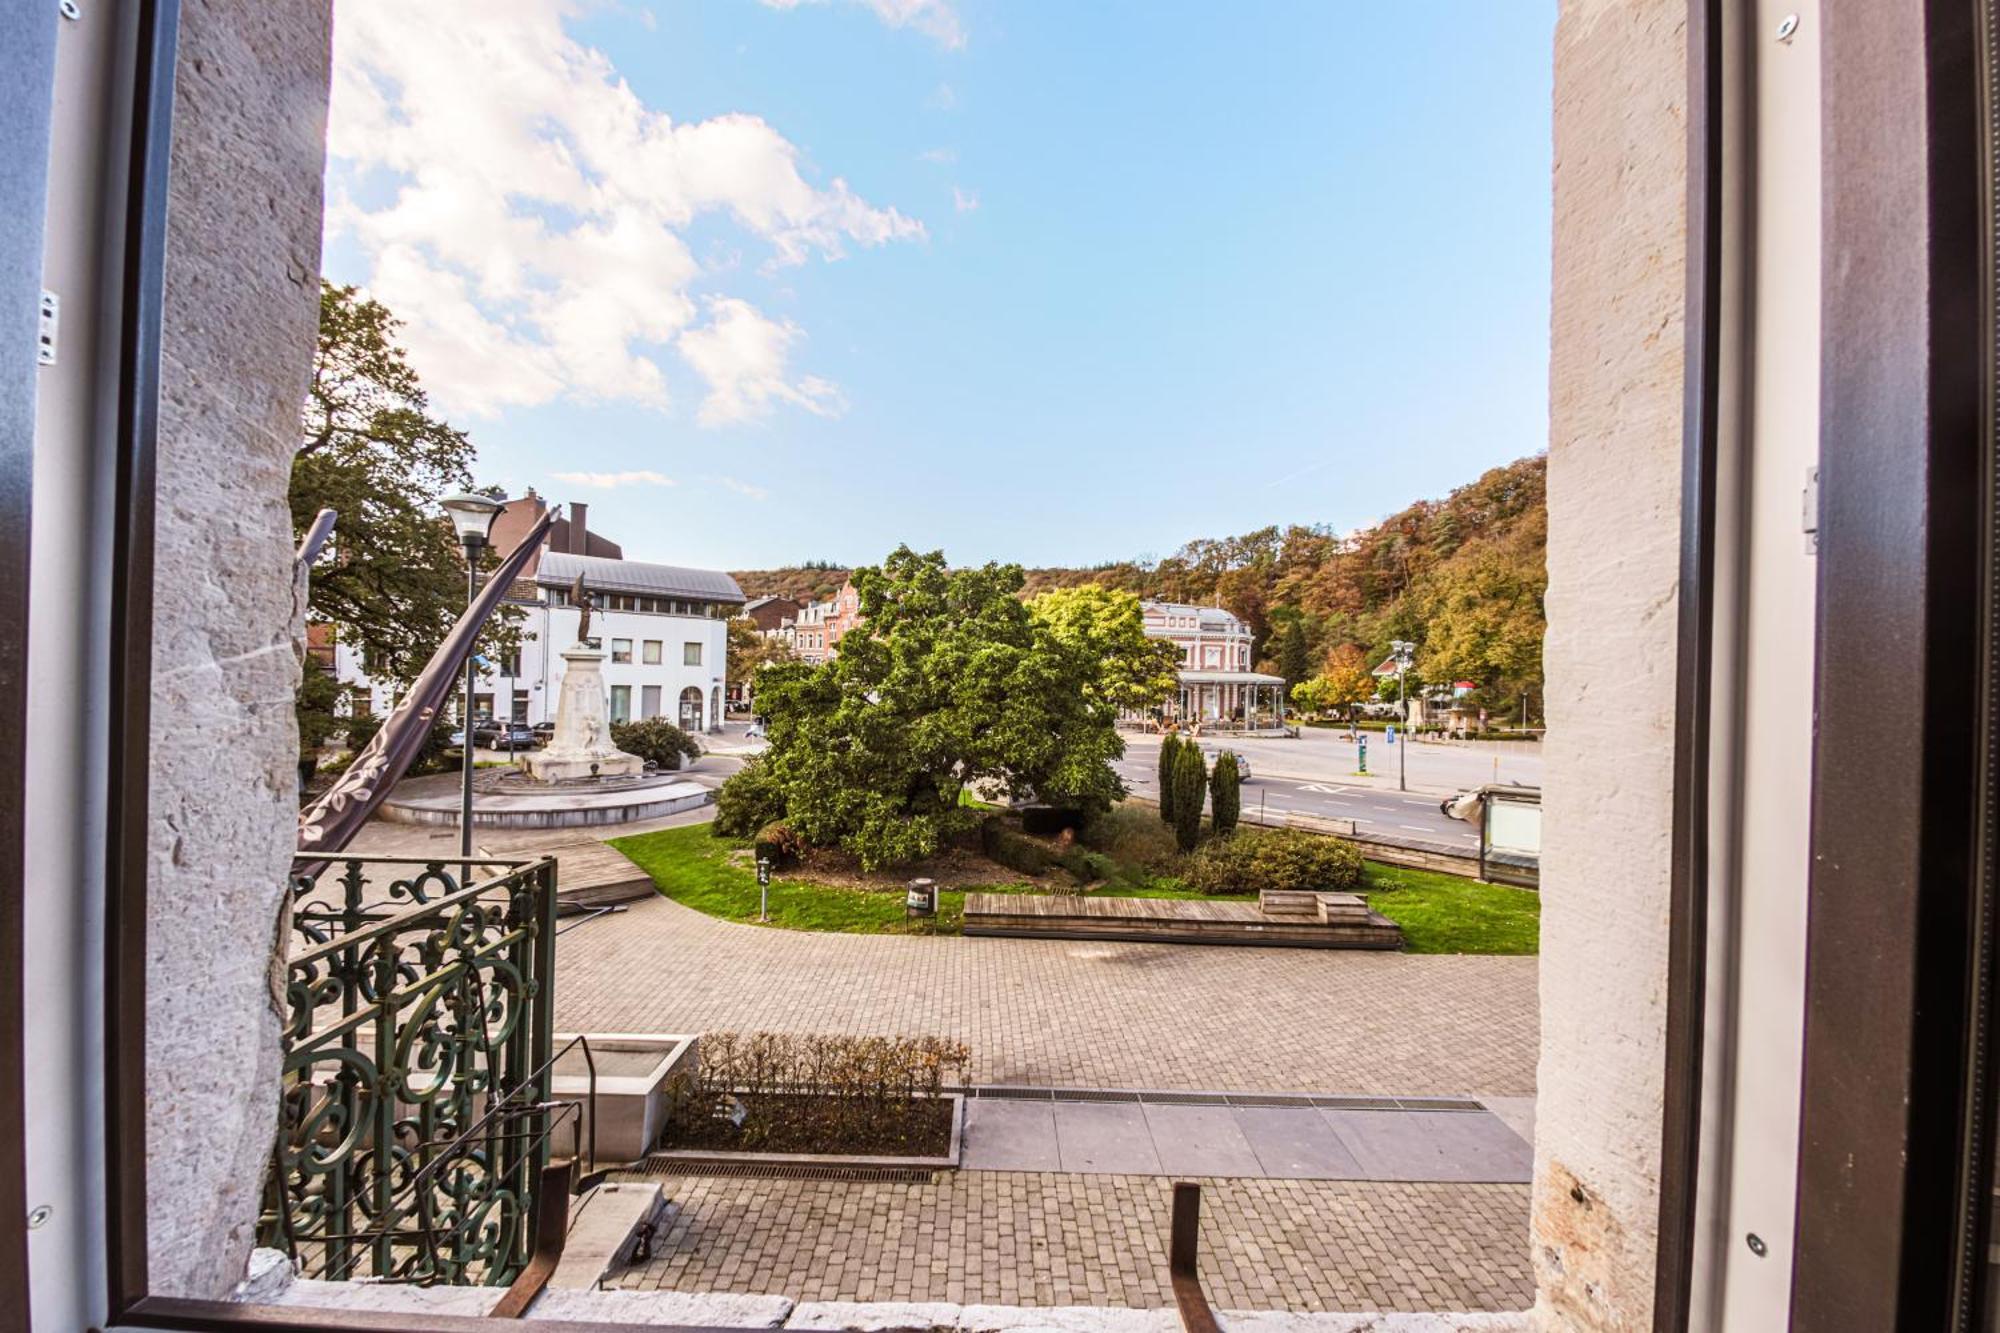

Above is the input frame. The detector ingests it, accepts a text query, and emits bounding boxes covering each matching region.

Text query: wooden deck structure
[504,839,656,913]
[962,889,1403,950]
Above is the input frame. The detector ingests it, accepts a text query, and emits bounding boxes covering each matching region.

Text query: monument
[522,577,644,782]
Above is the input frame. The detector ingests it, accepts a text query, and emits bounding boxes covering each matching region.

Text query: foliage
[609,717,701,770]
[1291,643,1376,717]
[1182,827,1364,895]
[979,816,1110,884]
[1275,620,1311,686]
[727,616,794,697]
[729,564,854,606]
[753,820,806,868]
[1157,734,1182,825]
[1025,584,1181,712]
[296,666,347,758]
[1363,862,1540,955]
[664,1031,969,1156]
[722,547,1142,869]
[1209,752,1241,835]
[1018,455,1547,706]
[712,758,788,837]
[1171,744,1207,853]
[293,282,516,756]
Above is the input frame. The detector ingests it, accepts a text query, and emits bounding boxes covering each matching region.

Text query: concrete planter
[550,1032,699,1165]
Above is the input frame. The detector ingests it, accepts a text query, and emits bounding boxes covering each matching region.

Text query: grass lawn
[610,822,1539,954]
[1362,862,1540,955]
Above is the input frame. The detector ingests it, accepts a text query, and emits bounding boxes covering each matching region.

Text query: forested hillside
[733,453,1547,718]
[730,560,851,605]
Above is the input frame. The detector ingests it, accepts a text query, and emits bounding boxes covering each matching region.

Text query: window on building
[684,641,702,666]
[643,639,662,664]
[611,638,632,663]
[498,650,521,676]
[641,684,661,719]
[609,684,632,723]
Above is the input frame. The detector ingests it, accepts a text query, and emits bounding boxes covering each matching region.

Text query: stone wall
[146,0,330,1298]
[1533,1,1687,1328]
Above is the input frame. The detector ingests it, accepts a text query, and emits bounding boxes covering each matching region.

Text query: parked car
[532,721,556,743]
[483,722,540,751]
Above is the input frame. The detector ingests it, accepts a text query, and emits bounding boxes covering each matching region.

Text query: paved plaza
[555,893,1539,1097]
[626,1171,1533,1313]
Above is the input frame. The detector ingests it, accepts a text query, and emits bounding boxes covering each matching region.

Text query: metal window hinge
[37,291,58,367]
[1802,464,1820,555]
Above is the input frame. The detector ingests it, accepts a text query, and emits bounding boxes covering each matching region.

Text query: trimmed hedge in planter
[1182,827,1364,895]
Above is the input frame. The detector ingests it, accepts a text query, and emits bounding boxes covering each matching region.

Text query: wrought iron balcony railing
[260,854,562,1287]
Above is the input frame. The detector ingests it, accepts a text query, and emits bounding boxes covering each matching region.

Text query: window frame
[683,641,702,667]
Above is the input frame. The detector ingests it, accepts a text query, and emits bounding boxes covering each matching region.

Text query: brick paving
[554,893,1538,1096]
[622,1171,1532,1313]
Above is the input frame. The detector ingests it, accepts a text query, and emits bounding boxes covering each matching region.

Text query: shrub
[1171,744,1207,853]
[1020,804,1088,837]
[610,717,701,771]
[1079,805,1181,869]
[753,820,806,868]
[1210,752,1241,835]
[1157,735,1181,824]
[1057,847,1115,883]
[980,816,1056,876]
[1181,827,1364,895]
[666,1030,970,1155]
[713,758,788,838]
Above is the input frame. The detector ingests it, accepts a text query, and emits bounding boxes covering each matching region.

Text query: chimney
[569,502,588,554]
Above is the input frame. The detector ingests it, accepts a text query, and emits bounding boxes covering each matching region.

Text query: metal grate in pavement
[1135,1091,1232,1106]
[1224,1093,1319,1108]
[966,1084,1494,1111]
[1314,1096,1403,1110]
[1395,1097,1485,1112]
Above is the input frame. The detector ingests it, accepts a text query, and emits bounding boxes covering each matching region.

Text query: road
[708,722,1491,850]
[1111,751,1476,848]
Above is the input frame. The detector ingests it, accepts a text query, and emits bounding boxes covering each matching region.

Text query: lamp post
[1390,639,1416,793]
[441,492,505,858]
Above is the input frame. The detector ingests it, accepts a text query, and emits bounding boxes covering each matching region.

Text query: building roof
[744,595,797,612]
[1178,669,1287,685]
[535,551,745,604]
[1141,601,1248,631]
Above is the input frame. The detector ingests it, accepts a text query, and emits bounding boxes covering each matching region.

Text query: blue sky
[323,0,1554,572]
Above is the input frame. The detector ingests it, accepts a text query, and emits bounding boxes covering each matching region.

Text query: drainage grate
[640,1158,937,1184]
[1049,1088,1142,1103]
[977,1086,1056,1100]
[1395,1097,1486,1112]
[1136,1091,1232,1106]
[1313,1096,1403,1111]
[1224,1094,1318,1108]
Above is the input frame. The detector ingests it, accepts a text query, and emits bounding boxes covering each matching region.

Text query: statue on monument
[570,572,595,644]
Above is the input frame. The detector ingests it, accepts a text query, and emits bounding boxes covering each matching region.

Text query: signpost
[755,855,772,922]
[1357,734,1368,775]
[1389,639,1416,792]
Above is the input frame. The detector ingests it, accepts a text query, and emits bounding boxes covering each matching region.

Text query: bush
[980,816,1056,876]
[666,1030,970,1155]
[1181,827,1364,895]
[1157,735,1181,824]
[610,717,701,771]
[713,759,788,838]
[1020,804,1088,837]
[1057,847,1115,883]
[1078,805,1181,869]
[753,820,806,868]
[1210,752,1241,835]
[1171,744,1207,853]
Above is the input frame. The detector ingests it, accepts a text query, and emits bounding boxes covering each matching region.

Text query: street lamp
[441,492,504,857]
[1390,639,1416,793]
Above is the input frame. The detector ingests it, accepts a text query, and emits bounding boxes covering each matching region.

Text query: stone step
[549,1181,667,1290]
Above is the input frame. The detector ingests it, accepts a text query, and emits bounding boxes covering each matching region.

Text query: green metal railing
[259,854,560,1287]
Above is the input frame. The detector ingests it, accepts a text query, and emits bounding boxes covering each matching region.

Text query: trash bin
[906,877,937,917]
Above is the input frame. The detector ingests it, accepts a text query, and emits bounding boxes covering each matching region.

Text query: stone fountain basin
[551,1033,699,1165]
[376,770,712,829]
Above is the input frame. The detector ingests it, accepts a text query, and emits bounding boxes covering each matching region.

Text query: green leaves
[714,548,1151,869]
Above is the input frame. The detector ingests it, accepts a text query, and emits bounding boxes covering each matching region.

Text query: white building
[329,500,745,734]
[1139,600,1288,727]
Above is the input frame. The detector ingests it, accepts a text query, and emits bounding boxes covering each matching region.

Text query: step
[548,1181,666,1290]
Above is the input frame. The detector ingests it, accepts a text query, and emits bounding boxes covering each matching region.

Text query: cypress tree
[1172,744,1207,853]
[1210,751,1241,835]
[1158,734,1181,824]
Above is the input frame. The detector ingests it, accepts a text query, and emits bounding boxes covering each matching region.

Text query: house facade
[781,579,861,665]
[1139,600,1288,727]
[327,500,744,734]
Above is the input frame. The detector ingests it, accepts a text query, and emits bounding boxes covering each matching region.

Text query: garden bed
[654,1091,963,1168]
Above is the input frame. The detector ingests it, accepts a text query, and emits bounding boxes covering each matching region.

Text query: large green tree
[721,547,1166,869]
[293,283,512,753]
[1025,584,1181,712]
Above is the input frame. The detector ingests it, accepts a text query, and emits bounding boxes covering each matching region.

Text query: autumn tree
[1026,584,1181,712]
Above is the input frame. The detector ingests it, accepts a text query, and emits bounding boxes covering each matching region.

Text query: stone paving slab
[1051,1103,1163,1175]
[963,1102,1529,1185]
[621,1171,1532,1312]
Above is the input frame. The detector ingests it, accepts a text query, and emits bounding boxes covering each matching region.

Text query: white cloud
[759,0,965,50]
[678,297,848,426]
[550,469,678,488]
[326,0,923,421]
[952,186,979,213]
[711,475,772,500]
[918,146,957,165]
